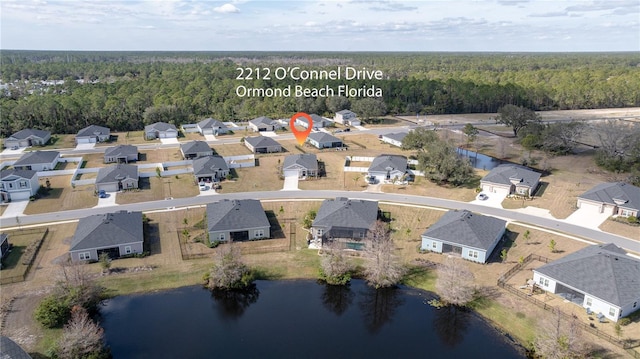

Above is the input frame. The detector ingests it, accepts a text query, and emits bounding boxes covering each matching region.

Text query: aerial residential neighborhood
[1,46,640,359]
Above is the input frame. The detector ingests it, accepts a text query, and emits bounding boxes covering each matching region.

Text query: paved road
[2,190,638,254]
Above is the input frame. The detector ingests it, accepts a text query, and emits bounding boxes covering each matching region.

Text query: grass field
[28,134,77,150]
[115,175,198,204]
[212,143,253,157]
[23,176,97,215]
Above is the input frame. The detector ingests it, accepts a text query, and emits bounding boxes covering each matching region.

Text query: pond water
[101,280,524,359]
[457,147,501,170]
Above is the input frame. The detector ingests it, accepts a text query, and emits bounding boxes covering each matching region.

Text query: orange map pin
[290,112,313,146]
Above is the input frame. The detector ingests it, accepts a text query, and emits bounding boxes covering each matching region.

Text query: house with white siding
[76,125,110,144]
[0,169,39,203]
[144,122,178,140]
[306,132,343,149]
[249,116,279,132]
[576,182,640,218]
[197,118,228,135]
[421,210,506,263]
[334,110,360,126]
[533,243,640,322]
[480,164,541,197]
[381,132,407,147]
[95,164,139,192]
[13,151,60,171]
[4,129,51,148]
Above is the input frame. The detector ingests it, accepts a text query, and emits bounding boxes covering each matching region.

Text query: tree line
[1,51,639,136]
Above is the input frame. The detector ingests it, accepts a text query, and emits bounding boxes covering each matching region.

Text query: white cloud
[214,4,240,13]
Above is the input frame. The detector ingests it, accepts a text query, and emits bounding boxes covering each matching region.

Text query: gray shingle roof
[144,122,177,132]
[77,125,110,137]
[198,118,227,130]
[283,154,318,171]
[1,168,38,180]
[481,164,541,188]
[368,154,408,173]
[206,199,270,232]
[298,114,328,127]
[313,197,378,230]
[95,164,138,184]
[250,116,275,126]
[193,156,229,175]
[534,243,640,307]
[337,109,355,116]
[104,145,138,158]
[421,210,506,251]
[578,182,640,211]
[70,211,143,251]
[13,151,59,166]
[0,335,33,359]
[9,128,50,140]
[383,132,408,142]
[307,132,342,144]
[180,141,212,154]
[245,136,280,148]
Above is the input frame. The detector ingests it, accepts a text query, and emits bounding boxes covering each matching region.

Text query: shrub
[35,295,71,328]
[627,216,639,224]
[619,318,631,326]
[208,240,222,248]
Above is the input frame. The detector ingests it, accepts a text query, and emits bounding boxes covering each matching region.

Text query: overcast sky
[1,0,638,52]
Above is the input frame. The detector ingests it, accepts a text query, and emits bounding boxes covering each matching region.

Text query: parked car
[477,193,488,201]
[334,129,342,133]
[98,190,107,198]
[367,177,377,185]
[343,128,351,132]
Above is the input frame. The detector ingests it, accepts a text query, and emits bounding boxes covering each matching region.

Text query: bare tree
[56,306,107,359]
[534,310,590,359]
[57,259,103,311]
[207,244,253,290]
[363,221,405,289]
[435,257,476,306]
[319,243,352,285]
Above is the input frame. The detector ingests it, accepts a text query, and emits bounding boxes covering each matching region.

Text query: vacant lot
[599,219,640,239]
[23,176,97,215]
[212,143,253,157]
[30,134,76,150]
[219,156,283,193]
[116,175,198,204]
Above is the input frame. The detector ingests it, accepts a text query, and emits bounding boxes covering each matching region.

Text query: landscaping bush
[627,216,639,224]
[35,295,71,328]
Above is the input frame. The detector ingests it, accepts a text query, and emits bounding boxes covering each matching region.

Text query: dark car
[343,128,351,132]
[98,190,107,198]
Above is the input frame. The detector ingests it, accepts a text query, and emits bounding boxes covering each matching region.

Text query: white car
[477,193,488,201]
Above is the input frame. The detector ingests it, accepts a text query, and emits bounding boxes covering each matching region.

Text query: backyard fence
[497,253,638,350]
[0,228,49,285]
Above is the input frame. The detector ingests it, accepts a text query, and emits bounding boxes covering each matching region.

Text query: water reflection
[433,305,471,347]
[359,286,404,333]
[322,284,354,317]
[456,147,501,170]
[211,284,260,321]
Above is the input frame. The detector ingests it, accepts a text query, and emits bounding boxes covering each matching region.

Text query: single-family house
[206,199,271,242]
[249,116,279,132]
[104,145,138,164]
[421,210,506,263]
[197,118,228,136]
[0,234,10,260]
[533,243,640,322]
[95,164,139,192]
[193,156,229,183]
[307,132,343,149]
[0,169,39,203]
[296,114,332,129]
[577,182,640,218]
[312,197,379,250]
[76,125,110,144]
[244,136,282,153]
[4,129,51,148]
[334,109,360,126]
[368,155,408,183]
[180,141,214,159]
[282,154,318,179]
[144,122,178,140]
[69,211,144,262]
[480,164,541,197]
[12,151,60,171]
[381,132,408,147]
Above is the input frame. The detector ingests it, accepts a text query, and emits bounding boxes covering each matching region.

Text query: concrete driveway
[282,174,300,191]
[160,138,179,144]
[261,131,278,137]
[204,135,217,141]
[0,200,30,218]
[75,143,95,150]
[1,147,26,156]
[94,193,118,208]
[564,207,610,230]
[469,192,506,208]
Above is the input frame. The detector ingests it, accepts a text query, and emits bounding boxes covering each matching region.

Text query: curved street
[2,189,639,254]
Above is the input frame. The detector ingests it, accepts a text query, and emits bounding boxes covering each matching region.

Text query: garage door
[577,200,603,213]
[482,184,510,196]
[9,190,31,201]
[76,138,91,144]
[284,169,299,178]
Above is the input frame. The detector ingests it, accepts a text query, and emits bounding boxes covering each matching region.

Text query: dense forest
[1,51,639,136]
